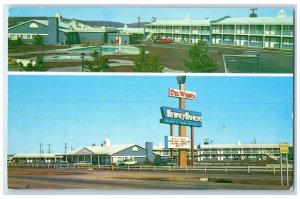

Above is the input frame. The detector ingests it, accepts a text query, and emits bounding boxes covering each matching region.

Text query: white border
[1,0,299,198]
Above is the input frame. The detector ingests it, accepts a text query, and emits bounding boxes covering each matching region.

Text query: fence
[8,163,293,174]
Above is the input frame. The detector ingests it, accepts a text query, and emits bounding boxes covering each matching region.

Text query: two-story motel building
[146,9,293,50]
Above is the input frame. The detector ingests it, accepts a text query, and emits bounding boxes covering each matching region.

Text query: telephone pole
[64,143,67,153]
[39,143,42,154]
[48,144,51,154]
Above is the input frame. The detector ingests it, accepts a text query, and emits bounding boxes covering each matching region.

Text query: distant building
[8,10,145,45]
[146,9,293,50]
[9,154,63,163]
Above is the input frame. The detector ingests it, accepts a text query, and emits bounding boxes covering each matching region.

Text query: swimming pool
[69,46,121,53]
[68,46,140,55]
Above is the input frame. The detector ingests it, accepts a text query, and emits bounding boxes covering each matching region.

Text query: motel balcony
[211,29,222,34]
[265,31,282,36]
[250,30,264,35]
[223,29,235,34]
[282,31,293,36]
[236,30,249,34]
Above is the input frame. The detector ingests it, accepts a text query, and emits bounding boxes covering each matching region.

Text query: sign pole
[280,154,283,186]
[178,77,187,167]
[286,153,289,186]
[170,124,173,158]
[191,126,194,167]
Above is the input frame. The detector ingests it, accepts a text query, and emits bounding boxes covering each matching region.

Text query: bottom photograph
[6,74,293,191]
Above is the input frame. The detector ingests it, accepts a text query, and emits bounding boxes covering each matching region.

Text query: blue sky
[8,75,293,154]
[8,7,294,24]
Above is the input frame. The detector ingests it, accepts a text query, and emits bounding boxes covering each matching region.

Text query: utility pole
[39,143,42,154]
[137,17,141,28]
[64,143,67,153]
[48,144,51,154]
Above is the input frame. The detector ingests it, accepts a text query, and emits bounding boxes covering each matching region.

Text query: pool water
[69,46,122,53]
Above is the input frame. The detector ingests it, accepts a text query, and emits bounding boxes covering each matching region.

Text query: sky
[7,75,293,154]
[8,7,294,24]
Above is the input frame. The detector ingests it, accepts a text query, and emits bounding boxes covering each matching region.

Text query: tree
[134,47,164,72]
[8,37,23,47]
[84,50,110,72]
[183,41,217,72]
[33,34,44,46]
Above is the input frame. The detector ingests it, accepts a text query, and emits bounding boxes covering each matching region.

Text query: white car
[114,160,137,166]
[74,161,92,167]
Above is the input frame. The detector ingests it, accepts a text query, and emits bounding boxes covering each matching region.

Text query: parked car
[74,161,92,167]
[154,158,177,166]
[114,159,137,166]
[54,161,69,167]
[154,38,173,44]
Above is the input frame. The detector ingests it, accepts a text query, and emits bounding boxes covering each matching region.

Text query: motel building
[146,9,293,50]
[8,10,145,45]
[153,142,293,162]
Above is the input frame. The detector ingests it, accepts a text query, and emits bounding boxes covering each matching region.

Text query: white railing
[8,163,293,174]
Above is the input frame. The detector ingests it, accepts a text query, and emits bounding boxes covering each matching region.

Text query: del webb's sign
[169,88,196,100]
[165,136,190,149]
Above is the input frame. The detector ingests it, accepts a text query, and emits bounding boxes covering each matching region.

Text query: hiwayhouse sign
[160,106,202,127]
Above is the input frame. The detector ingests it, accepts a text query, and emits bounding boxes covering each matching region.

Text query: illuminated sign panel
[165,136,190,149]
[160,106,202,127]
[280,143,289,154]
[169,88,196,100]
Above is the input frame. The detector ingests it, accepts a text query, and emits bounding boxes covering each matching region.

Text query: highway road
[7,167,293,191]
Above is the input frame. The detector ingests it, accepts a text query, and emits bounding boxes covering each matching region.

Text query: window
[29,23,39,28]
[132,146,139,152]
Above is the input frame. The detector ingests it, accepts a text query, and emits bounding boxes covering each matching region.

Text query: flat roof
[148,19,211,26]
[212,16,293,25]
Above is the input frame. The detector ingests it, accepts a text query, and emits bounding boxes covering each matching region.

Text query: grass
[8,44,69,54]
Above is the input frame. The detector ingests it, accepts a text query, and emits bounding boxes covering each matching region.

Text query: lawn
[8,44,70,54]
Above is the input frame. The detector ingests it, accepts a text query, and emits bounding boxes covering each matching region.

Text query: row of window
[9,34,43,40]
[149,25,293,34]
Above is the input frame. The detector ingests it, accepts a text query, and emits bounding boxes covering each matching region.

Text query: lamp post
[80,53,85,72]
[256,53,260,73]
[176,76,187,167]
[99,45,102,58]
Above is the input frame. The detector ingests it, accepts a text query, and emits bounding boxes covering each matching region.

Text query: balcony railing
[223,30,235,34]
[236,30,249,34]
[282,31,293,36]
[250,30,264,35]
[265,31,281,36]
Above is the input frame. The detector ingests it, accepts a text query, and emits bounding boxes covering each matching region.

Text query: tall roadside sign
[160,76,202,167]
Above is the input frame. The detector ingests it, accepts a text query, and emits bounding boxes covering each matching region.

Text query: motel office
[8,11,144,45]
[8,9,293,50]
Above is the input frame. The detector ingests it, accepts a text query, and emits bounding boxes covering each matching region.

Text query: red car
[155,39,173,44]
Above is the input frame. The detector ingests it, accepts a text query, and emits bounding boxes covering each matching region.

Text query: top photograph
[7,6,294,73]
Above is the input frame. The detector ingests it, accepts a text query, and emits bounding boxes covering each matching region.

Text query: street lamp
[256,53,260,73]
[99,45,102,58]
[176,76,186,85]
[80,53,85,72]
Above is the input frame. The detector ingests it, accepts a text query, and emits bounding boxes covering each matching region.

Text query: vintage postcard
[4,5,295,194]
